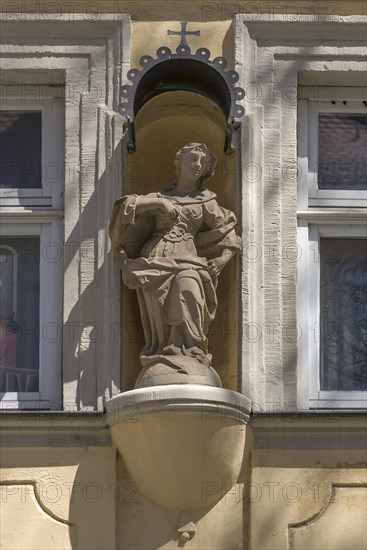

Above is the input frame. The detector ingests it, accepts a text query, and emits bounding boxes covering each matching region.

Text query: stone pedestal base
[106,385,250,511]
[135,358,222,388]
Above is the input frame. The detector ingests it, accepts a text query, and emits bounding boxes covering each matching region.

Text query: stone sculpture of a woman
[109,143,241,388]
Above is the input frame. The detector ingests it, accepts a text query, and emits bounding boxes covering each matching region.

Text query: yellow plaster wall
[116,434,367,550]
[1,439,366,550]
[0,447,117,550]
[1,483,73,550]
[130,21,233,69]
[291,486,367,550]
[116,458,246,550]
[250,450,367,550]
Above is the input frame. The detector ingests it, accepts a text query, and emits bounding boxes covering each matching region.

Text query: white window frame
[0,85,64,410]
[298,86,367,410]
[0,220,63,409]
[298,222,367,409]
[0,87,64,210]
[298,87,367,208]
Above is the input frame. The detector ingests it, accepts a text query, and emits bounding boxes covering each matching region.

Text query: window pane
[0,111,42,188]
[0,238,40,392]
[318,114,367,190]
[320,238,367,391]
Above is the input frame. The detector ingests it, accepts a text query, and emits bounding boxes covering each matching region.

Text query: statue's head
[173,143,218,190]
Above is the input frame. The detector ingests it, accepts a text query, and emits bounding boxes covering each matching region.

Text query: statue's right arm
[109,195,160,224]
[135,196,179,220]
[109,195,157,263]
[134,196,162,215]
[109,195,178,254]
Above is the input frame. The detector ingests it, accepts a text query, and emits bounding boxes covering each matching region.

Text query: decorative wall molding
[0,14,132,410]
[234,14,367,410]
[289,485,367,550]
[0,481,76,549]
[0,481,73,525]
[0,413,110,447]
[2,410,365,448]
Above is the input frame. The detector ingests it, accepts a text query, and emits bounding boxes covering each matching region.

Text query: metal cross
[167,22,200,48]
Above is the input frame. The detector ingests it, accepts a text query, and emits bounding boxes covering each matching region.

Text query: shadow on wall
[62,121,124,411]
[68,444,117,550]
[115,455,246,550]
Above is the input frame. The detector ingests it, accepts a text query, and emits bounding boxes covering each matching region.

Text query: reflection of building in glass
[318,115,367,189]
[320,239,367,391]
[0,239,39,392]
[0,111,42,188]
[0,244,17,376]
[0,244,17,319]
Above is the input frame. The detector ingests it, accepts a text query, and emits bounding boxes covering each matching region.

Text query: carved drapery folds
[109,142,241,388]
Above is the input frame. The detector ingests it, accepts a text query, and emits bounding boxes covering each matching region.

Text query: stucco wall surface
[1,415,365,550]
[1,424,116,549]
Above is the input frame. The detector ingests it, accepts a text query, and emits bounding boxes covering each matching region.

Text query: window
[0,238,40,392]
[306,226,367,408]
[0,85,64,409]
[320,238,366,391]
[299,87,367,207]
[298,87,367,409]
[0,110,42,188]
[0,89,64,208]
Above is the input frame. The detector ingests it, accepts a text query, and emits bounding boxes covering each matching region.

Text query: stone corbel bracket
[106,384,250,511]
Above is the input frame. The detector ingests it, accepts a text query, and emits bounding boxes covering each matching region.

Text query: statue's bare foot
[162,344,181,356]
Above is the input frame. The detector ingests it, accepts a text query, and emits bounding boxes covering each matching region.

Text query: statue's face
[180,146,207,186]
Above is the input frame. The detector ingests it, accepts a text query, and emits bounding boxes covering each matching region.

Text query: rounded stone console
[106,384,250,511]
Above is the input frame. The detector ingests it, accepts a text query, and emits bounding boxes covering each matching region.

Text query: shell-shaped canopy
[134,58,231,119]
[120,47,245,121]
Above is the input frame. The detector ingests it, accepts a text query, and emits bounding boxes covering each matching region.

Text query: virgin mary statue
[109,143,241,388]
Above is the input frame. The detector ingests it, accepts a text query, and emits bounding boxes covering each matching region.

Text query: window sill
[297,209,367,221]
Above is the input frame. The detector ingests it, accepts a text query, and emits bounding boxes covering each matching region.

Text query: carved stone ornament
[106,384,251,511]
[119,22,246,152]
[119,22,245,120]
[109,143,242,388]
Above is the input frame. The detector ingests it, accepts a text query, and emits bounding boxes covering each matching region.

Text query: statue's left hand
[207,257,227,278]
[156,199,180,220]
[117,247,128,267]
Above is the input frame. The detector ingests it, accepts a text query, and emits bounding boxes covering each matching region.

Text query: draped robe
[109,189,241,370]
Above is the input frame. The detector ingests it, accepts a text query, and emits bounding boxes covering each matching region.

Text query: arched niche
[122,90,240,392]
[120,45,245,154]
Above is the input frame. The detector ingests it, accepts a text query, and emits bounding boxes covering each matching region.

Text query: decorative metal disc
[119,42,245,120]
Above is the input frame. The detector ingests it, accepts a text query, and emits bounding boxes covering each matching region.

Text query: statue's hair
[172,142,218,190]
